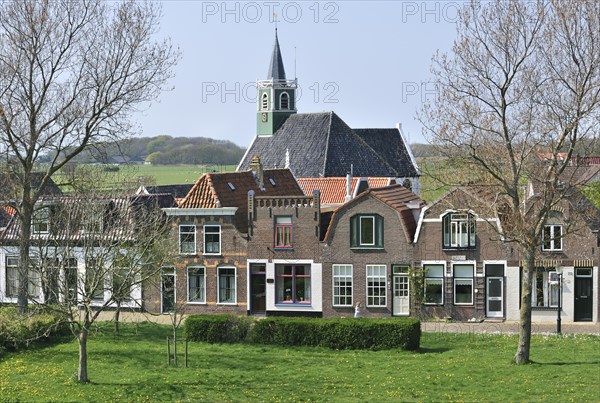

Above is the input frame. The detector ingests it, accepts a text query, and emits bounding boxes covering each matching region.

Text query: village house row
[1,156,598,324]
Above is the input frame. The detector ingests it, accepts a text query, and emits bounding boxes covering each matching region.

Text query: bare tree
[0,0,180,313]
[420,0,600,364]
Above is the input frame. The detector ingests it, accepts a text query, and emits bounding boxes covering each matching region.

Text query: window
[28,265,41,299]
[5,256,19,298]
[203,225,221,255]
[179,225,196,255]
[274,216,292,248]
[453,264,474,305]
[424,264,444,304]
[532,268,560,307]
[261,93,268,110]
[332,264,353,307]
[276,265,310,304]
[280,92,289,109]
[218,267,236,304]
[32,207,50,234]
[86,258,104,301]
[188,266,206,303]
[64,258,78,303]
[112,268,132,302]
[443,212,476,249]
[366,265,387,307]
[350,214,384,248]
[542,225,562,251]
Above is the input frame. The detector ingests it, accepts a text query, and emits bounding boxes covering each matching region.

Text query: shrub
[0,307,69,351]
[250,317,421,350]
[184,315,252,343]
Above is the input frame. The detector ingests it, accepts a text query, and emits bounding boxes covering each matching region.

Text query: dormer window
[32,207,50,234]
[261,93,269,110]
[442,212,476,249]
[350,214,384,248]
[280,92,289,110]
[542,225,562,251]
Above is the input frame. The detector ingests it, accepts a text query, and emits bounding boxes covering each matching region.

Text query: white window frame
[423,262,445,305]
[160,266,176,313]
[261,92,269,110]
[366,264,387,307]
[187,266,206,304]
[203,225,221,255]
[542,225,563,251]
[280,91,290,110]
[532,268,560,308]
[453,263,474,305]
[179,224,196,255]
[5,256,19,298]
[32,207,50,234]
[217,266,237,305]
[360,216,376,246]
[332,264,353,307]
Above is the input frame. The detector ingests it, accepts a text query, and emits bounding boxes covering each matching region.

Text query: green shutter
[375,215,384,248]
[443,213,450,247]
[350,215,359,247]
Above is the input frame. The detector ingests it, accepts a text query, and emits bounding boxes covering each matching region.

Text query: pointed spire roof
[267,29,286,80]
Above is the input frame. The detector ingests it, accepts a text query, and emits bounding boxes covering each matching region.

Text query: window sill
[454,303,474,306]
[186,301,207,305]
[350,247,384,251]
[442,247,476,251]
[332,305,353,308]
[275,302,311,306]
[532,306,559,311]
[273,247,294,251]
[423,302,444,306]
[217,302,237,306]
[180,252,197,256]
[203,253,222,257]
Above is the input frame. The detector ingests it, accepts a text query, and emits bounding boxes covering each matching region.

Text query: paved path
[421,321,600,335]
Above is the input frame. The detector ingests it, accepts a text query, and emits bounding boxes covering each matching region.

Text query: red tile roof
[179,169,304,232]
[298,177,394,204]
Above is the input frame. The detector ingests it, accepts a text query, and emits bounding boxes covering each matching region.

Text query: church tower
[257,29,297,136]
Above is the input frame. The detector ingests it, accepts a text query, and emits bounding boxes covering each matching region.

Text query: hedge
[184,315,421,350]
[0,307,69,352]
[184,314,252,343]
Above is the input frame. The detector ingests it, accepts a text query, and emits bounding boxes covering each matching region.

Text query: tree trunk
[17,197,33,314]
[78,326,89,383]
[515,248,534,364]
[114,302,121,334]
[172,325,178,367]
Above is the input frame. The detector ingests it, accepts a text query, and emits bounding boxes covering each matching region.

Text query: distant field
[116,164,237,186]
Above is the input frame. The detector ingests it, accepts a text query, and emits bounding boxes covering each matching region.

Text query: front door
[392,266,410,316]
[575,268,593,322]
[486,277,503,318]
[161,268,175,313]
[250,264,266,314]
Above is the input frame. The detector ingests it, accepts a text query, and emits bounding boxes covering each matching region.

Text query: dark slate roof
[238,112,415,178]
[267,29,286,80]
[0,172,63,200]
[354,129,418,177]
[143,184,194,199]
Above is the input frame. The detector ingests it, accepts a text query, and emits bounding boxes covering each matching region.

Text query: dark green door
[574,270,593,322]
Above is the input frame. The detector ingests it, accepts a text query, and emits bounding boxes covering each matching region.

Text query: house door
[575,268,593,322]
[250,264,266,314]
[161,268,175,313]
[392,266,410,316]
[486,277,504,318]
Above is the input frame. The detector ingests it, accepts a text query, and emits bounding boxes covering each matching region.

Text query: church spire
[267,29,286,81]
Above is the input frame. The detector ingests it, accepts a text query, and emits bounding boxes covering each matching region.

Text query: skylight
[268,178,276,186]
[227,182,236,191]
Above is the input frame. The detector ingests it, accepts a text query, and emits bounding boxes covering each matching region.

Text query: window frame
[274,216,293,249]
[187,266,206,304]
[86,258,105,302]
[32,207,50,234]
[532,267,560,308]
[350,214,384,249]
[275,264,311,305]
[280,91,290,110]
[203,225,221,255]
[542,225,563,251]
[423,263,445,305]
[179,224,196,255]
[366,264,387,308]
[442,212,476,249]
[261,92,269,110]
[217,266,237,305]
[5,256,19,298]
[332,264,353,307]
[453,264,474,305]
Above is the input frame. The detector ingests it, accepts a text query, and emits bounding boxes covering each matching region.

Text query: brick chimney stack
[250,155,264,188]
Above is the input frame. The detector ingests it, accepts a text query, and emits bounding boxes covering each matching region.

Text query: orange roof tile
[298,177,394,204]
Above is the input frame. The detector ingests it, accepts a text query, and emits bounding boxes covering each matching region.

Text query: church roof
[267,29,286,80]
[238,112,418,178]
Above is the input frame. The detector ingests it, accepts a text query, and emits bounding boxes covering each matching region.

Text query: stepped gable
[239,112,400,178]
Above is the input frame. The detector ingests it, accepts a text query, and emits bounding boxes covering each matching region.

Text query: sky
[135,1,460,147]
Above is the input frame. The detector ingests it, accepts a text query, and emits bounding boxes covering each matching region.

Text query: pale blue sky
[136,1,460,146]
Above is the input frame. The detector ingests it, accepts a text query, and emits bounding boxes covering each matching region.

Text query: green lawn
[1,323,598,401]
[120,164,238,186]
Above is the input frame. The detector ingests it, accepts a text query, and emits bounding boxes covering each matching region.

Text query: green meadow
[1,323,598,402]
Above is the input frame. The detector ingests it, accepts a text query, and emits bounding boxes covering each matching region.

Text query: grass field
[1,323,598,401]
[120,164,238,185]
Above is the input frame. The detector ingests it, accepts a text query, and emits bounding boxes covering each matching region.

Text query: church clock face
[261,112,268,122]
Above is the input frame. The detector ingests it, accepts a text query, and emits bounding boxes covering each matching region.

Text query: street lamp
[551,266,563,334]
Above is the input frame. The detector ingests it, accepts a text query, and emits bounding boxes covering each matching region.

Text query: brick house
[151,157,305,315]
[321,184,424,318]
[414,187,511,321]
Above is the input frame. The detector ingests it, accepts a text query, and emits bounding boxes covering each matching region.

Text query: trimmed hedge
[184,314,252,343]
[0,307,69,353]
[184,315,421,350]
[250,317,421,350]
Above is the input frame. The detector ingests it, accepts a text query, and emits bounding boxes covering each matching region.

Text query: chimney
[344,172,352,203]
[250,155,264,188]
